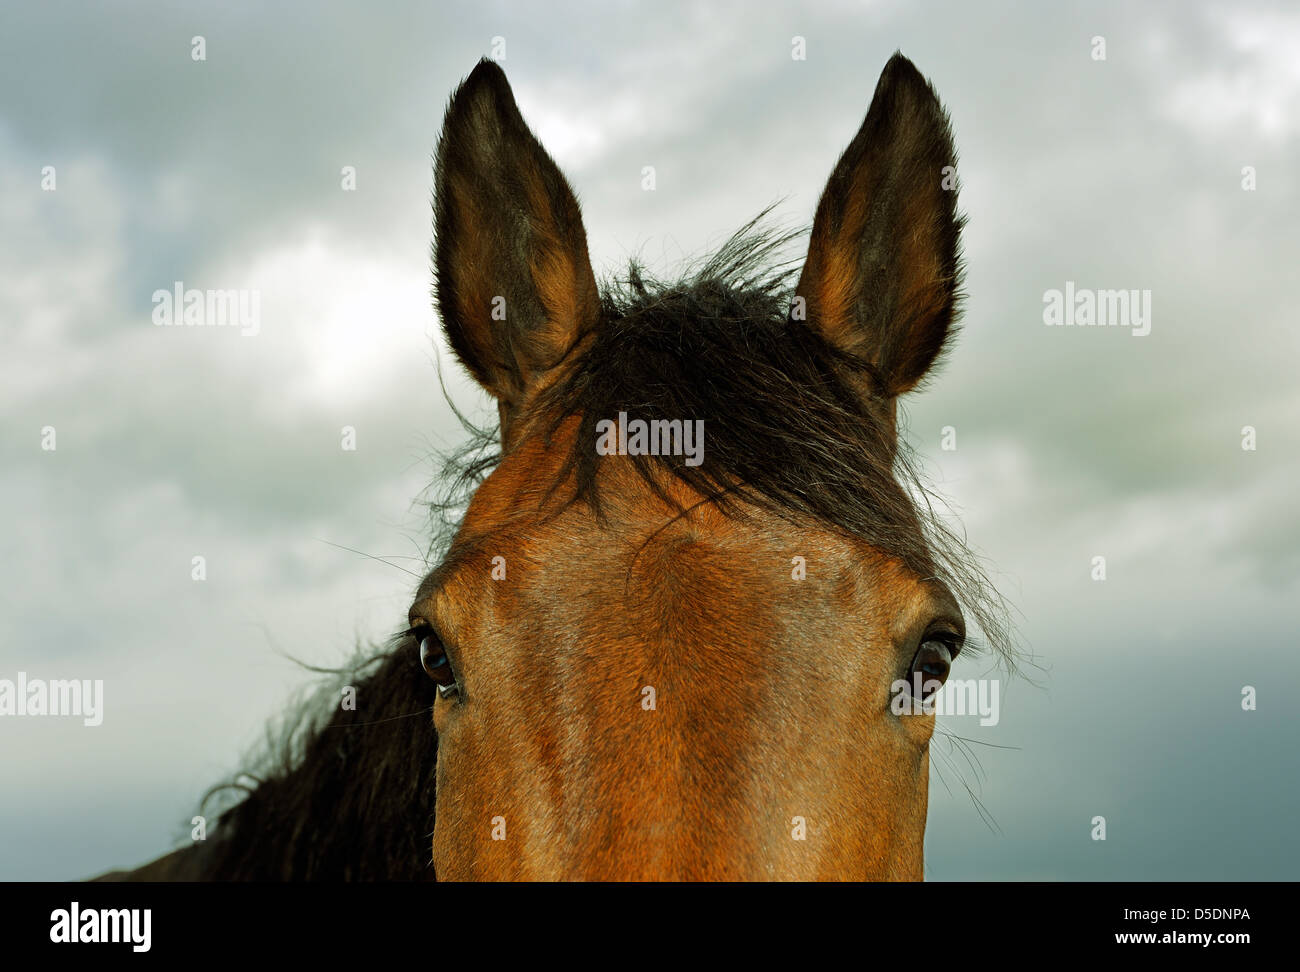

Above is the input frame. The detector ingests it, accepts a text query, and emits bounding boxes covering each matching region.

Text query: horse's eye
[417,631,459,697]
[906,639,955,701]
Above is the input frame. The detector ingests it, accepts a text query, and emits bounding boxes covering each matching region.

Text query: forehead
[413,425,957,641]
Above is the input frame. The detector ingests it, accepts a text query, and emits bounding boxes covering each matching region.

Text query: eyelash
[926,631,963,654]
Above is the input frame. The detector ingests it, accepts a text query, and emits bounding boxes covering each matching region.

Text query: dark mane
[543,216,1013,664]
[186,216,1013,881]
[196,645,438,880]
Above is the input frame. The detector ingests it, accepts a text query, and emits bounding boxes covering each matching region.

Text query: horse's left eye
[906,639,956,700]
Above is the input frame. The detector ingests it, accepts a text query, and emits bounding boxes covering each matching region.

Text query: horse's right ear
[795,53,964,400]
[434,59,601,414]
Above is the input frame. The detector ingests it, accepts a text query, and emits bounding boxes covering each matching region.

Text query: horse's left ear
[795,53,964,399]
[434,59,601,415]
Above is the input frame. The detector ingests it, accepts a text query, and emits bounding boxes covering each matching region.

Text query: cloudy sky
[2,0,1297,880]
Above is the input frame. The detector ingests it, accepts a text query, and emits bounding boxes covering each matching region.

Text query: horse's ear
[795,53,964,399]
[434,59,601,410]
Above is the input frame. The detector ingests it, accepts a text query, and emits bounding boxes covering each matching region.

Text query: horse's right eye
[416,631,459,697]
[906,639,955,701]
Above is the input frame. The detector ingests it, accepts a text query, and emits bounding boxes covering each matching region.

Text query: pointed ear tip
[878,52,941,102]
[466,57,509,85]
[448,58,514,113]
[882,51,922,78]
[438,59,522,156]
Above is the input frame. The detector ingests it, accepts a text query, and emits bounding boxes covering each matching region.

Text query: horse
[103,52,1010,881]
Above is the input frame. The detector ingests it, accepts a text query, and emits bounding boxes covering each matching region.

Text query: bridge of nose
[504,520,815,878]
